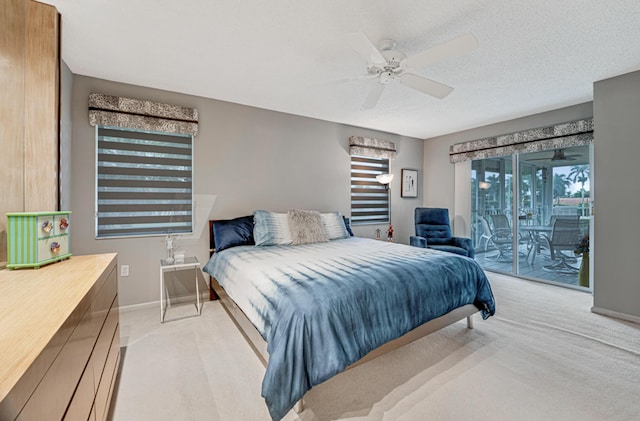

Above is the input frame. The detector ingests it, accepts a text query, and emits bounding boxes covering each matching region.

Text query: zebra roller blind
[350,155,390,224]
[96,126,193,238]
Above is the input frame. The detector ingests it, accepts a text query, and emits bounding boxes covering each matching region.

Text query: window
[350,155,390,224]
[96,126,193,238]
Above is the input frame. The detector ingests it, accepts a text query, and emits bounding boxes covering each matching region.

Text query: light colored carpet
[110,273,640,421]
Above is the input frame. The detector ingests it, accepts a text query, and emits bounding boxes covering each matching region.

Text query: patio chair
[410,207,474,258]
[487,214,515,261]
[548,214,579,227]
[541,218,582,273]
[478,216,493,252]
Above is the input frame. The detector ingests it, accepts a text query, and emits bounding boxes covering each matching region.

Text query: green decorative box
[6,211,72,269]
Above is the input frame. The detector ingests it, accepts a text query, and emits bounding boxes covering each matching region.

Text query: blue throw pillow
[213,216,255,252]
[343,216,354,237]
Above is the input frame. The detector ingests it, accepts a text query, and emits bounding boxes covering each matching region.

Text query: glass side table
[159,256,202,323]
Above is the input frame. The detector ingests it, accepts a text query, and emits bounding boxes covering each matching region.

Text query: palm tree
[568,165,590,215]
[485,174,501,211]
[553,173,572,206]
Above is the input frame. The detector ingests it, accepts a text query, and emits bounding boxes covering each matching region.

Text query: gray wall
[69,75,423,307]
[59,61,73,211]
[593,70,640,320]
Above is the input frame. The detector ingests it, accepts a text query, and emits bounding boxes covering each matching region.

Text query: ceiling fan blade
[346,32,386,65]
[324,74,376,86]
[402,33,478,69]
[361,82,385,110]
[400,73,453,99]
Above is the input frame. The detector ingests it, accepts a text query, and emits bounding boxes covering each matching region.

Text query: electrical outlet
[120,264,129,277]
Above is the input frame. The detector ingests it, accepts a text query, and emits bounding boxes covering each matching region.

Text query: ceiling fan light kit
[527,149,580,162]
[346,32,478,109]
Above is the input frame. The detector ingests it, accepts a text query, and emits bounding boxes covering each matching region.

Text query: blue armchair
[409,207,474,258]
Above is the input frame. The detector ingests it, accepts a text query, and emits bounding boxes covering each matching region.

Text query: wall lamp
[376,173,394,187]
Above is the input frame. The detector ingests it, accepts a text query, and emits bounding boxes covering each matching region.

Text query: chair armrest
[452,237,475,258]
[492,228,511,239]
[410,236,428,248]
[540,233,554,259]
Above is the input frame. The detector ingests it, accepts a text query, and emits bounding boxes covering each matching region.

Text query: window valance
[449,118,593,163]
[349,136,396,159]
[88,93,198,136]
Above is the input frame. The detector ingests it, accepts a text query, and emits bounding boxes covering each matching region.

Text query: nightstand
[160,256,202,322]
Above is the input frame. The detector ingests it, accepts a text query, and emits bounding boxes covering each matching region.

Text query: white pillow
[253,210,293,246]
[288,209,329,245]
[321,212,351,240]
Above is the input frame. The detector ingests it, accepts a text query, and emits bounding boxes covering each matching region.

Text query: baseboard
[119,300,158,313]
[591,306,640,325]
[119,291,209,313]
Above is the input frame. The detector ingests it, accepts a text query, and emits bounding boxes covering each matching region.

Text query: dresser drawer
[37,234,69,262]
[16,297,96,420]
[63,353,95,421]
[92,294,119,393]
[95,325,120,421]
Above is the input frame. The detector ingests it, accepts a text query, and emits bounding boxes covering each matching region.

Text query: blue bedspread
[203,237,495,420]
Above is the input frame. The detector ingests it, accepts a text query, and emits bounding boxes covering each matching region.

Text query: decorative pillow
[253,210,293,246]
[321,212,351,240]
[213,216,254,252]
[288,210,329,245]
[343,216,354,237]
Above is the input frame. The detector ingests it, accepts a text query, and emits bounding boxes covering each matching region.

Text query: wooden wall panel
[24,1,59,212]
[0,0,60,266]
[0,0,26,266]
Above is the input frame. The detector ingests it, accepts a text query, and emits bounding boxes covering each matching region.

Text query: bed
[203,211,495,420]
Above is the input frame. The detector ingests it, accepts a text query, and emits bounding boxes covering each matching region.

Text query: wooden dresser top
[0,253,117,402]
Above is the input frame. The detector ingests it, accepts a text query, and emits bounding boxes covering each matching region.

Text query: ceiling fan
[527,149,581,162]
[345,32,478,109]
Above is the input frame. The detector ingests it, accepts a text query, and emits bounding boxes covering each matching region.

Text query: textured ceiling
[44,0,640,139]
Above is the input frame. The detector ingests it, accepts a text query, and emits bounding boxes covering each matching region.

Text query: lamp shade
[376,173,394,185]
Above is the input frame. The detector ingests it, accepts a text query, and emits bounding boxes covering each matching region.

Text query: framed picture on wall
[401,169,418,198]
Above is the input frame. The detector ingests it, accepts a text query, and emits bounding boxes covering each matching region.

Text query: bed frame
[207,220,478,413]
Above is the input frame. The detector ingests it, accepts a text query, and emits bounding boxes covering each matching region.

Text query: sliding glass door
[472,145,591,289]
[472,157,515,265]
